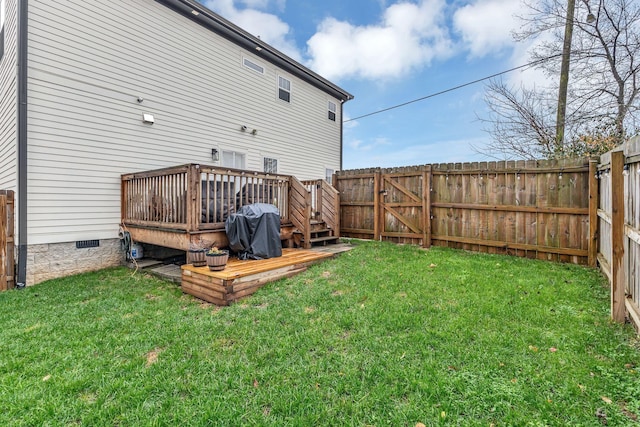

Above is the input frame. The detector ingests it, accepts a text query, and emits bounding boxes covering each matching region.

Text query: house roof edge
[156,0,354,102]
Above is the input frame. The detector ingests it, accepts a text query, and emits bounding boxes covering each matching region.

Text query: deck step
[128,258,164,269]
[148,264,182,284]
[311,229,332,238]
[309,235,340,245]
[310,221,330,232]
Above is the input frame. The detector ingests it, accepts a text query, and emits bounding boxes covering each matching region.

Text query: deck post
[316,180,323,221]
[304,190,312,249]
[187,164,200,234]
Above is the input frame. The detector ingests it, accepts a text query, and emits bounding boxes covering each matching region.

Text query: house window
[221,150,246,169]
[328,101,337,121]
[0,0,5,61]
[326,168,334,184]
[278,76,291,103]
[263,157,278,173]
[243,57,264,75]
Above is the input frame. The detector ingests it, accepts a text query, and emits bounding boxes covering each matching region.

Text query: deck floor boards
[181,249,333,279]
[180,249,337,305]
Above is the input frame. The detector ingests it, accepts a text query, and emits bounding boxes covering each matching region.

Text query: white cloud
[306,0,454,81]
[453,1,553,91]
[346,136,390,152]
[204,0,301,61]
[453,0,522,57]
[343,113,359,129]
[237,0,284,10]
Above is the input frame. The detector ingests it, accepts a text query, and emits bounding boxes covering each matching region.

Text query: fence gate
[0,190,15,291]
[378,171,431,247]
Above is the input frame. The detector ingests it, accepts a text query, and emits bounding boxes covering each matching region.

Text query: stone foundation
[26,239,125,285]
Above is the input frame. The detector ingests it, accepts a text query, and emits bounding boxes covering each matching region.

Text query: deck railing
[198,165,292,229]
[121,165,191,230]
[122,164,329,248]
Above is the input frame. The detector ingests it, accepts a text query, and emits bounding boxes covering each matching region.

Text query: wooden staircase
[308,219,339,246]
[297,179,341,249]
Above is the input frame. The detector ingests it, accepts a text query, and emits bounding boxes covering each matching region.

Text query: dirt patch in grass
[145,348,164,367]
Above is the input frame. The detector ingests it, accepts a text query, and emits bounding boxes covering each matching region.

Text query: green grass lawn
[1,241,639,426]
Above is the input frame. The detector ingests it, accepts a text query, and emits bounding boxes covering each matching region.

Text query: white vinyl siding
[0,0,17,192]
[26,0,342,244]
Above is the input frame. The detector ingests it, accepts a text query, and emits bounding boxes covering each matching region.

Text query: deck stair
[293,220,340,247]
[298,179,341,248]
[307,220,339,246]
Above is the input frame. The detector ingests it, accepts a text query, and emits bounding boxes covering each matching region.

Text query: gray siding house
[0,0,353,285]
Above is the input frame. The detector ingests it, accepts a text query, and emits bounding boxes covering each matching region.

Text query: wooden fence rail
[0,190,15,291]
[336,159,593,264]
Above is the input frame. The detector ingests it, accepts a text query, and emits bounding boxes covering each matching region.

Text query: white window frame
[221,150,246,170]
[263,157,278,174]
[328,101,337,122]
[277,75,291,103]
[242,56,265,75]
[325,168,335,184]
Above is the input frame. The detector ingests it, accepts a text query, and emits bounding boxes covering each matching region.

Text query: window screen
[278,76,291,103]
[222,150,246,169]
[264,157,278,173]
[243,57,264,74]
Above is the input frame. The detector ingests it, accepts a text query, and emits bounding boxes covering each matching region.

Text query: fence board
[0,191,15,291]
[338,159,591,264]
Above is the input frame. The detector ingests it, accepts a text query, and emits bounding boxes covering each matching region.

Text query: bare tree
[481,0,640,159]
[480,80,556,159]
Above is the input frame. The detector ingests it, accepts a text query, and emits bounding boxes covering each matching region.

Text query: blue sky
[200,0,549,169]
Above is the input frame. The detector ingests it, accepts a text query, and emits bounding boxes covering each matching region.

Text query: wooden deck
[121,164,333,251]
[181,248,334,305]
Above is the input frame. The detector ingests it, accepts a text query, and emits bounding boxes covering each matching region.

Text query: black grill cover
[225,203,282,260]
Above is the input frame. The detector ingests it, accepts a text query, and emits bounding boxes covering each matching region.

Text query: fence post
[588,159,599,267]
[610,150,626,323]
[423,167,432,248]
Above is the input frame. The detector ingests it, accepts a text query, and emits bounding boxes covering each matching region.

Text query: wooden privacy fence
[336,158,595,265]
[597,137,640,328]
[0,190,15,291]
